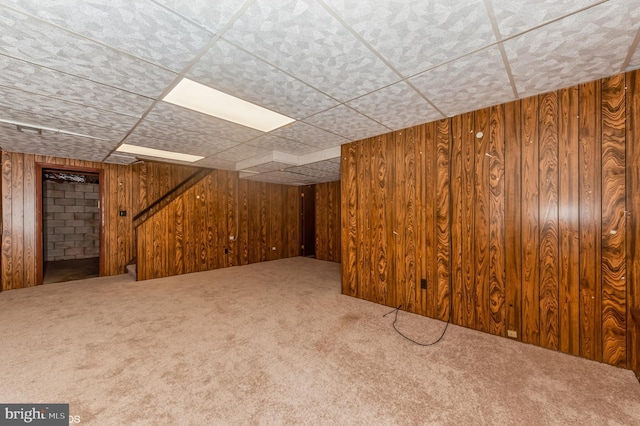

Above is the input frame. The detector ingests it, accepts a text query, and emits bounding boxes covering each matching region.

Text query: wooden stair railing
[132,168,211,229]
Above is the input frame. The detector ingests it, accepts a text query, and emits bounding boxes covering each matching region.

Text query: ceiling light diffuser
[116,144,203,162]
[163,78,295,132]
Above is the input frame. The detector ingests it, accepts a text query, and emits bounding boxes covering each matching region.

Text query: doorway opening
[37,165,104,284]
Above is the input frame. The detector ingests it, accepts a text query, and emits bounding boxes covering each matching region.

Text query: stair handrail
[132,168,211,228]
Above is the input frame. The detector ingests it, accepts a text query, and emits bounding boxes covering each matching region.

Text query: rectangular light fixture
[116,143,204,162]
[163,78,295,132]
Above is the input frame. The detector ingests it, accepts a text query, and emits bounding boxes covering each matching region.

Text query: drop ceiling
[0,0,638,185]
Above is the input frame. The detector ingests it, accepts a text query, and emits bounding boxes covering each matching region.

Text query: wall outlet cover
[507,330,517,338]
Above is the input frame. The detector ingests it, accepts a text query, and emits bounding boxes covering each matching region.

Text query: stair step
[126,263,137,280]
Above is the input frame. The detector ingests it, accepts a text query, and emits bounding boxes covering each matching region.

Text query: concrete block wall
[43,180,99,261]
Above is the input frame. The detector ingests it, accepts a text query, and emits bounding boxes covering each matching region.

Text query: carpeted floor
[0,257,638,425]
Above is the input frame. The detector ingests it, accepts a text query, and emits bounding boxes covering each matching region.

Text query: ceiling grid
[0,0,637,185]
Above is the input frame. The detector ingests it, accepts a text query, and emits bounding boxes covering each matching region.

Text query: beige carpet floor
[0,257,638,425]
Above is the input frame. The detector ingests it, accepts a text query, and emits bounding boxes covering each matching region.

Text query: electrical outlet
[507,330,517,338]
[272,247,276,251]
[420,278,427,290]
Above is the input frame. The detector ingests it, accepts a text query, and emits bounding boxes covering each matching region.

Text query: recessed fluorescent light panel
[163,78,295,132]
[116,144,203,162]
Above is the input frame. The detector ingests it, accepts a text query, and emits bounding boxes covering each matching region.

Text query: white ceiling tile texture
[189,39,339,119]
[0,7,177,97]
[223,0,401,102]
[322,0,496,77]
[304,105,391,140]
[346,81,444,130]
[0,0,637,185]
[0,0,213,71]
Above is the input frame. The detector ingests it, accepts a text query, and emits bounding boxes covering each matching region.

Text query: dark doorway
[300,185,316,257]
[37,165,104,284]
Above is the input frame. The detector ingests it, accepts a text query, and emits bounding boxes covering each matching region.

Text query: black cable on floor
[383,305,449,346]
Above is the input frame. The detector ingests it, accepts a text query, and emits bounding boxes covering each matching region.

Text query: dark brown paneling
[23,155,35,288]
[521,96,540,345]
[489,105,506,337]
[2,152,13,290]
[356,140,370,301]
[315,180,341,263]
[460,113,476,327]
[505,100,523,340]
[601,73,627,366]
[342,143,357,297]
[135,171,299,281]
[558,86,580,355]
[539,91,560,350]
[424,122,437,317]
[436,120,451,321]
[341,70,639,370]
[579,80,602,361]
[626,71,640,374]
[474,109,490,332]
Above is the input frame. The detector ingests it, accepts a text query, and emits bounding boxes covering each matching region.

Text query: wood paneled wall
[315,181,341,262]
[342,70,640,369]
[136,174,300,280]
[0,153,198,291]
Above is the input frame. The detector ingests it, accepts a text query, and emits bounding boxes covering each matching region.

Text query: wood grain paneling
[315,180,341,263]
[489,105,506,337]
[460,113,476,327]
[505,100,523,340]
[341,70,640,370]
[521,96,540,345]
[1,153,174,289]
[135,172,300,281]
[539,91,560,350]
[601,73,626,366]
[1,153,297,289]
[558,86,580,355]
[579,80,603,361]
[626,71,640,374]
[474,109,490,332]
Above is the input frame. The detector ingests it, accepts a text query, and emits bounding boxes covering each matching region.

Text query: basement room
[0,0,639,424]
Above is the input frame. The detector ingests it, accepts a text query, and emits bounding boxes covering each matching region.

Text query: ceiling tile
[629,40,640,71]
[194,156,236,171]
[504,1,640,98]
[270,121,349,148]
[285,160,340,180]
[347,81,444,130]
[126,122,239,157]
[1,0,213,71]
[103,153,137,165]
[490,0,600,38]
[0,56,153,117]
[0,86,138,135]
[223,0,400,102]
[248,134,317,155]
[189,39,339,119]
[1,107,127,142]
[145,102,264,143]
[153,0,247,34]
[0,7,177,97]
[243,161,296,173]
[0,123,114,161]
[323,0,495,77]
[410,46,514,117]
[303,105,390,141]
[208,143,273,163]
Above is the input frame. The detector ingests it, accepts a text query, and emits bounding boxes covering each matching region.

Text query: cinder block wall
[43,180,99,261]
